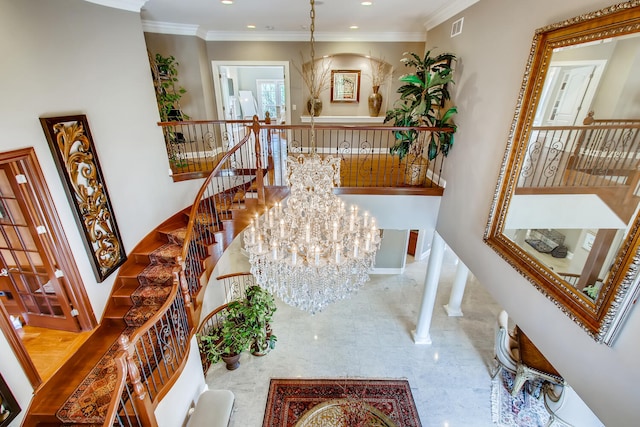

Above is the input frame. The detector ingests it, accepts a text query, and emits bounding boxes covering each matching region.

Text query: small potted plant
[198,301,255,370]
[384,51,458,184]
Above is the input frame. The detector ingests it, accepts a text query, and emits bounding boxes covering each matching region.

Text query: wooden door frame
[0,147,97,388]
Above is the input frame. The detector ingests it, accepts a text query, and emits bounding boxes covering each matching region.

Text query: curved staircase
[25,195,281,425]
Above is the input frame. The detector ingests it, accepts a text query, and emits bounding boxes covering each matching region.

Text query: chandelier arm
[309,0,316,154]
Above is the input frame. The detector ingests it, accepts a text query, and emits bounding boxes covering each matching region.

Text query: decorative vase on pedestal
[368,86,383,117]
[307,97,323,117]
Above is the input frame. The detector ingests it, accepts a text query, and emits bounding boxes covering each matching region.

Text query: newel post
[119,335,158,427]
[252,115,266,205]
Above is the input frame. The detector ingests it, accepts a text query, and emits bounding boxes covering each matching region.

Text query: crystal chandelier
[243,0,381,313]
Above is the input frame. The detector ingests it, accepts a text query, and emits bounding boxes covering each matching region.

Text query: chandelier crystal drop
[243,154,381,314]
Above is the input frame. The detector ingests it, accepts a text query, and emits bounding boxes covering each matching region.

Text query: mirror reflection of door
[535,61,605,126]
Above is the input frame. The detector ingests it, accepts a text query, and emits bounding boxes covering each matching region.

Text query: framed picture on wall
[331,70,361,103]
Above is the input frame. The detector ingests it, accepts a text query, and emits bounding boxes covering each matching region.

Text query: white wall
[155,337,206,427]
[0,0,203,421]
[427,0,640,425]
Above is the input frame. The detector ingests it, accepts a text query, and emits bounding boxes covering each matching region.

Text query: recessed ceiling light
[247,24,256,29]
[221,0,234,4]
[361,1,373,5]
[350,25,359,30]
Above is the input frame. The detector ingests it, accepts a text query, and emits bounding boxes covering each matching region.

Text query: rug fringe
[490,376,500,424]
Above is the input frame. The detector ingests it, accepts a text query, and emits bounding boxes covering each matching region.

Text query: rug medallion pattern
[262,378,421,427]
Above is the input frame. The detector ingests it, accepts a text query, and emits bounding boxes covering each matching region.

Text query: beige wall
[144,33,215,120]
[144,37,424,122]
[427,0,640,425]
[0,1,203,422]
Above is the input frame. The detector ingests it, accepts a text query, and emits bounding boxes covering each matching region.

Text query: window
[257,79,285,121]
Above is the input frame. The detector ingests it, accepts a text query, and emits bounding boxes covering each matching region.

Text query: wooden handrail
[101,351,128,427]
[215,271,253,281]
[179,123,257,267]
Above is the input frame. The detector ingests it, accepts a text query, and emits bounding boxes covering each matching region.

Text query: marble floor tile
[205,250,502,427]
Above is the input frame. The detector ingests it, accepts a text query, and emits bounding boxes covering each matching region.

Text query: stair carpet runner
[56,228,189,425]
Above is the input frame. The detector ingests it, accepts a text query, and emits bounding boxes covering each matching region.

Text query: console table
[511,327,564,397]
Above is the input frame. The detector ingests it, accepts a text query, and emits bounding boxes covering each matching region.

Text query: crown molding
[141,21,425,42]
[84,0,147,12]
[423,0,480,31]
[204,30,425,42]
[142,20,200,36]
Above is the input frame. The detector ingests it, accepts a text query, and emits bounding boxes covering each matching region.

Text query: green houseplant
[199,287,277,369]
[245,285,277,356]
[199,300,255,370]
[384,51,458,161]
[152,53,189,122]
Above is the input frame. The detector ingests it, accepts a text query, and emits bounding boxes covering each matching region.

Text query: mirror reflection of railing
[484,1,640,344]
[519,116,640,192]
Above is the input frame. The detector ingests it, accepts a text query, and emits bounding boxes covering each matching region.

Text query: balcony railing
[159,118,451,190]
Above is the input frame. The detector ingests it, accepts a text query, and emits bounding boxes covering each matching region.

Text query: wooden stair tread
[28,324,126,415]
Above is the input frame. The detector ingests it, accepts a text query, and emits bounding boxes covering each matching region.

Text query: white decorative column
[412,231,445,345]
[444,260,469,317]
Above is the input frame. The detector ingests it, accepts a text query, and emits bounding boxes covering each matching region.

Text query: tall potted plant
[152,53,189,122]
[245,285,277,356]
[384,51,457,184]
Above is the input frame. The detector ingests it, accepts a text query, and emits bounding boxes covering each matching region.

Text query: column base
[443,304,463,317]
[411,329,432,345]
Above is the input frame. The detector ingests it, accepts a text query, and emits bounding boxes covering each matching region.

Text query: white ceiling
[87,0,479,42]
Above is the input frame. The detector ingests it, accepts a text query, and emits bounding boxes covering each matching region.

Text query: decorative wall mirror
[485,1,640,344]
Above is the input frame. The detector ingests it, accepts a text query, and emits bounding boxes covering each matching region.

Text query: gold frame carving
[40,115,126,282]
[484,1,640,344]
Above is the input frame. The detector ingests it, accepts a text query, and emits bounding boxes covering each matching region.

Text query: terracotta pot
[221,353,241,370]
[368,86,383,117]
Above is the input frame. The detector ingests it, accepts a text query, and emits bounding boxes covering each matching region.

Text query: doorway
[0,148,96,387]
[211,61,291,124]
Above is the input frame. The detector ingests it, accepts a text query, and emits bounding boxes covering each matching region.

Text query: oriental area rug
[262,378,421,427]
[491,370,569,427]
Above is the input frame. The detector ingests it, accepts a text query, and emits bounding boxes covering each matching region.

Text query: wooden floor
[171,152,443,192]
[18,325,92,383]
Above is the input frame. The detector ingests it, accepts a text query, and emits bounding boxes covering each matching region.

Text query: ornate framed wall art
[40,114,126,282]
[331,70,360,102]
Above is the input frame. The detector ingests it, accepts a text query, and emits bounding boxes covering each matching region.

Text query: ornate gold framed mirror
[485,1,640,344]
